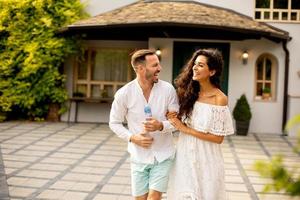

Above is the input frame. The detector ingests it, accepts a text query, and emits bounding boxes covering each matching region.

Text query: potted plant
[262,87,271,100]
[233,94,252,136]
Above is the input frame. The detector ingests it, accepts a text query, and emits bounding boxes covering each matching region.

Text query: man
[109,49,178,200]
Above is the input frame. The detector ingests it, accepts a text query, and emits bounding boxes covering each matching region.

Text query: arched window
[255,54,278,101]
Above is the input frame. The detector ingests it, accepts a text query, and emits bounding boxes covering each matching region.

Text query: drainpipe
[282,40,289,134]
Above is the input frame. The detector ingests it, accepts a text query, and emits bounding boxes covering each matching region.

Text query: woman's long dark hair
[175,49,224,119]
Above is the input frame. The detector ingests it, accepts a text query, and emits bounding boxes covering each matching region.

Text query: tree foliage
[0,0,88,120]
[254,114,300,196]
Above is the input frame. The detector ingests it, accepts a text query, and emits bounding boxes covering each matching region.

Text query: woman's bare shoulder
[215,90,228,106]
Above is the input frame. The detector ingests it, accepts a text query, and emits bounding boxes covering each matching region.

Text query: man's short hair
[131,49,156,70]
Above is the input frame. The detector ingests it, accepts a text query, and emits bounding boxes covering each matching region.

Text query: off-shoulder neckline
[195,101,228,108]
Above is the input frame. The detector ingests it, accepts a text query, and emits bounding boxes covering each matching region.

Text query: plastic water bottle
[143,104,152,136]
[144,104,152,120]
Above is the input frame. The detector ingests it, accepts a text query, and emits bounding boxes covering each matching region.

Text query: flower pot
[262,93,271,100]
[235,120,250,136]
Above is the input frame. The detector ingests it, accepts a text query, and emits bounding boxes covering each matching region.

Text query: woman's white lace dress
[167,102,234,200]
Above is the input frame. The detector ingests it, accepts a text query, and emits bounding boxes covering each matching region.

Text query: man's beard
[146,71,159,83]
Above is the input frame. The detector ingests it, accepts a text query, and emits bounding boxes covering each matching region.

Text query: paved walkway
[0,122,299,200]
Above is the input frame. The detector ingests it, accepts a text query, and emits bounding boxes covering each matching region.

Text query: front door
[173,41,230,94]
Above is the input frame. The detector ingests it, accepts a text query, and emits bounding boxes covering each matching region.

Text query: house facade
[62,0,300,136]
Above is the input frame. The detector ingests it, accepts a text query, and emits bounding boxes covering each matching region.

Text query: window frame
[254,0,300,23]
[73,48,134,99]
[254,53,278,101]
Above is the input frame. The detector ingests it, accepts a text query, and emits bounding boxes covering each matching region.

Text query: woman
[167,49,234,200]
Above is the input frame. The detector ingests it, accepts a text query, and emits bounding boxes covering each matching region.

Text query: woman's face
[192,55,215,81]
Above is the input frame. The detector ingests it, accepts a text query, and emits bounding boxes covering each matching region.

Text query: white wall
[81,0,136,16]
[81,0,255,18]
[270,23,300,96]
[288,98,300,136]
[198,0,254,17]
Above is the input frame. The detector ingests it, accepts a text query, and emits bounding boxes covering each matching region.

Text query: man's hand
[130,133,154,148]
[143,117,163,132]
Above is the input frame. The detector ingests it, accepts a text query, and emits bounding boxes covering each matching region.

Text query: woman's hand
[169,117,188,132]
[167,111,188,133]
[166,111,177,120]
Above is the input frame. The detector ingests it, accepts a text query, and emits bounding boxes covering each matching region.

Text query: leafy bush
[254,114,300,196]
[233,94,252,121]
[0,0,88,120]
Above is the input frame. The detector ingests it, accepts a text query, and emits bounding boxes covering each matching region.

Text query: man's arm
[109,92,132,142]
[160,86,179,133]
[109,92,154,148]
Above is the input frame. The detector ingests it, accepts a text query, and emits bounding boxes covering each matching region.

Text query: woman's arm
[169,117,224,144]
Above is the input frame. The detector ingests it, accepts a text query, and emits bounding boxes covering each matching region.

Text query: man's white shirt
[109,79,179,164]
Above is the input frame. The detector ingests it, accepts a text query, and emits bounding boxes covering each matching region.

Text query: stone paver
[0,122,299,200]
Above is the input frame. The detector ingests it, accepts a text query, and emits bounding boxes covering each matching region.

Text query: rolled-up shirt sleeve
[160,86,179,134]
[109,91,132,142]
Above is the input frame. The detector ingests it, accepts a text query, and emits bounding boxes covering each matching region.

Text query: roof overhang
[64,22,289,43]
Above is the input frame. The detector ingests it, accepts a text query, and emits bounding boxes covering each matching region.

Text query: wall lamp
[242,51,249,65]
[155,48,162,60]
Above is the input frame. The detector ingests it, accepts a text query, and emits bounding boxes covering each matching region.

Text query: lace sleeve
[208,106,234,136]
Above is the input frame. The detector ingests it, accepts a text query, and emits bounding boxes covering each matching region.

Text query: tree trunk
[47,103,60,122]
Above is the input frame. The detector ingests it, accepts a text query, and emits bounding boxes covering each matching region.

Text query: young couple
[109,49,234,200]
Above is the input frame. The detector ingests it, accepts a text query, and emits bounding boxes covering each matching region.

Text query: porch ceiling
[65,0,290,42]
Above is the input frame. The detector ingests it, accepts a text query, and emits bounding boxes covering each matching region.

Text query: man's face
[143,54,161,83]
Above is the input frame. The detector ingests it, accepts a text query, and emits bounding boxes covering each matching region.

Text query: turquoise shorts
[130,157,174,197]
